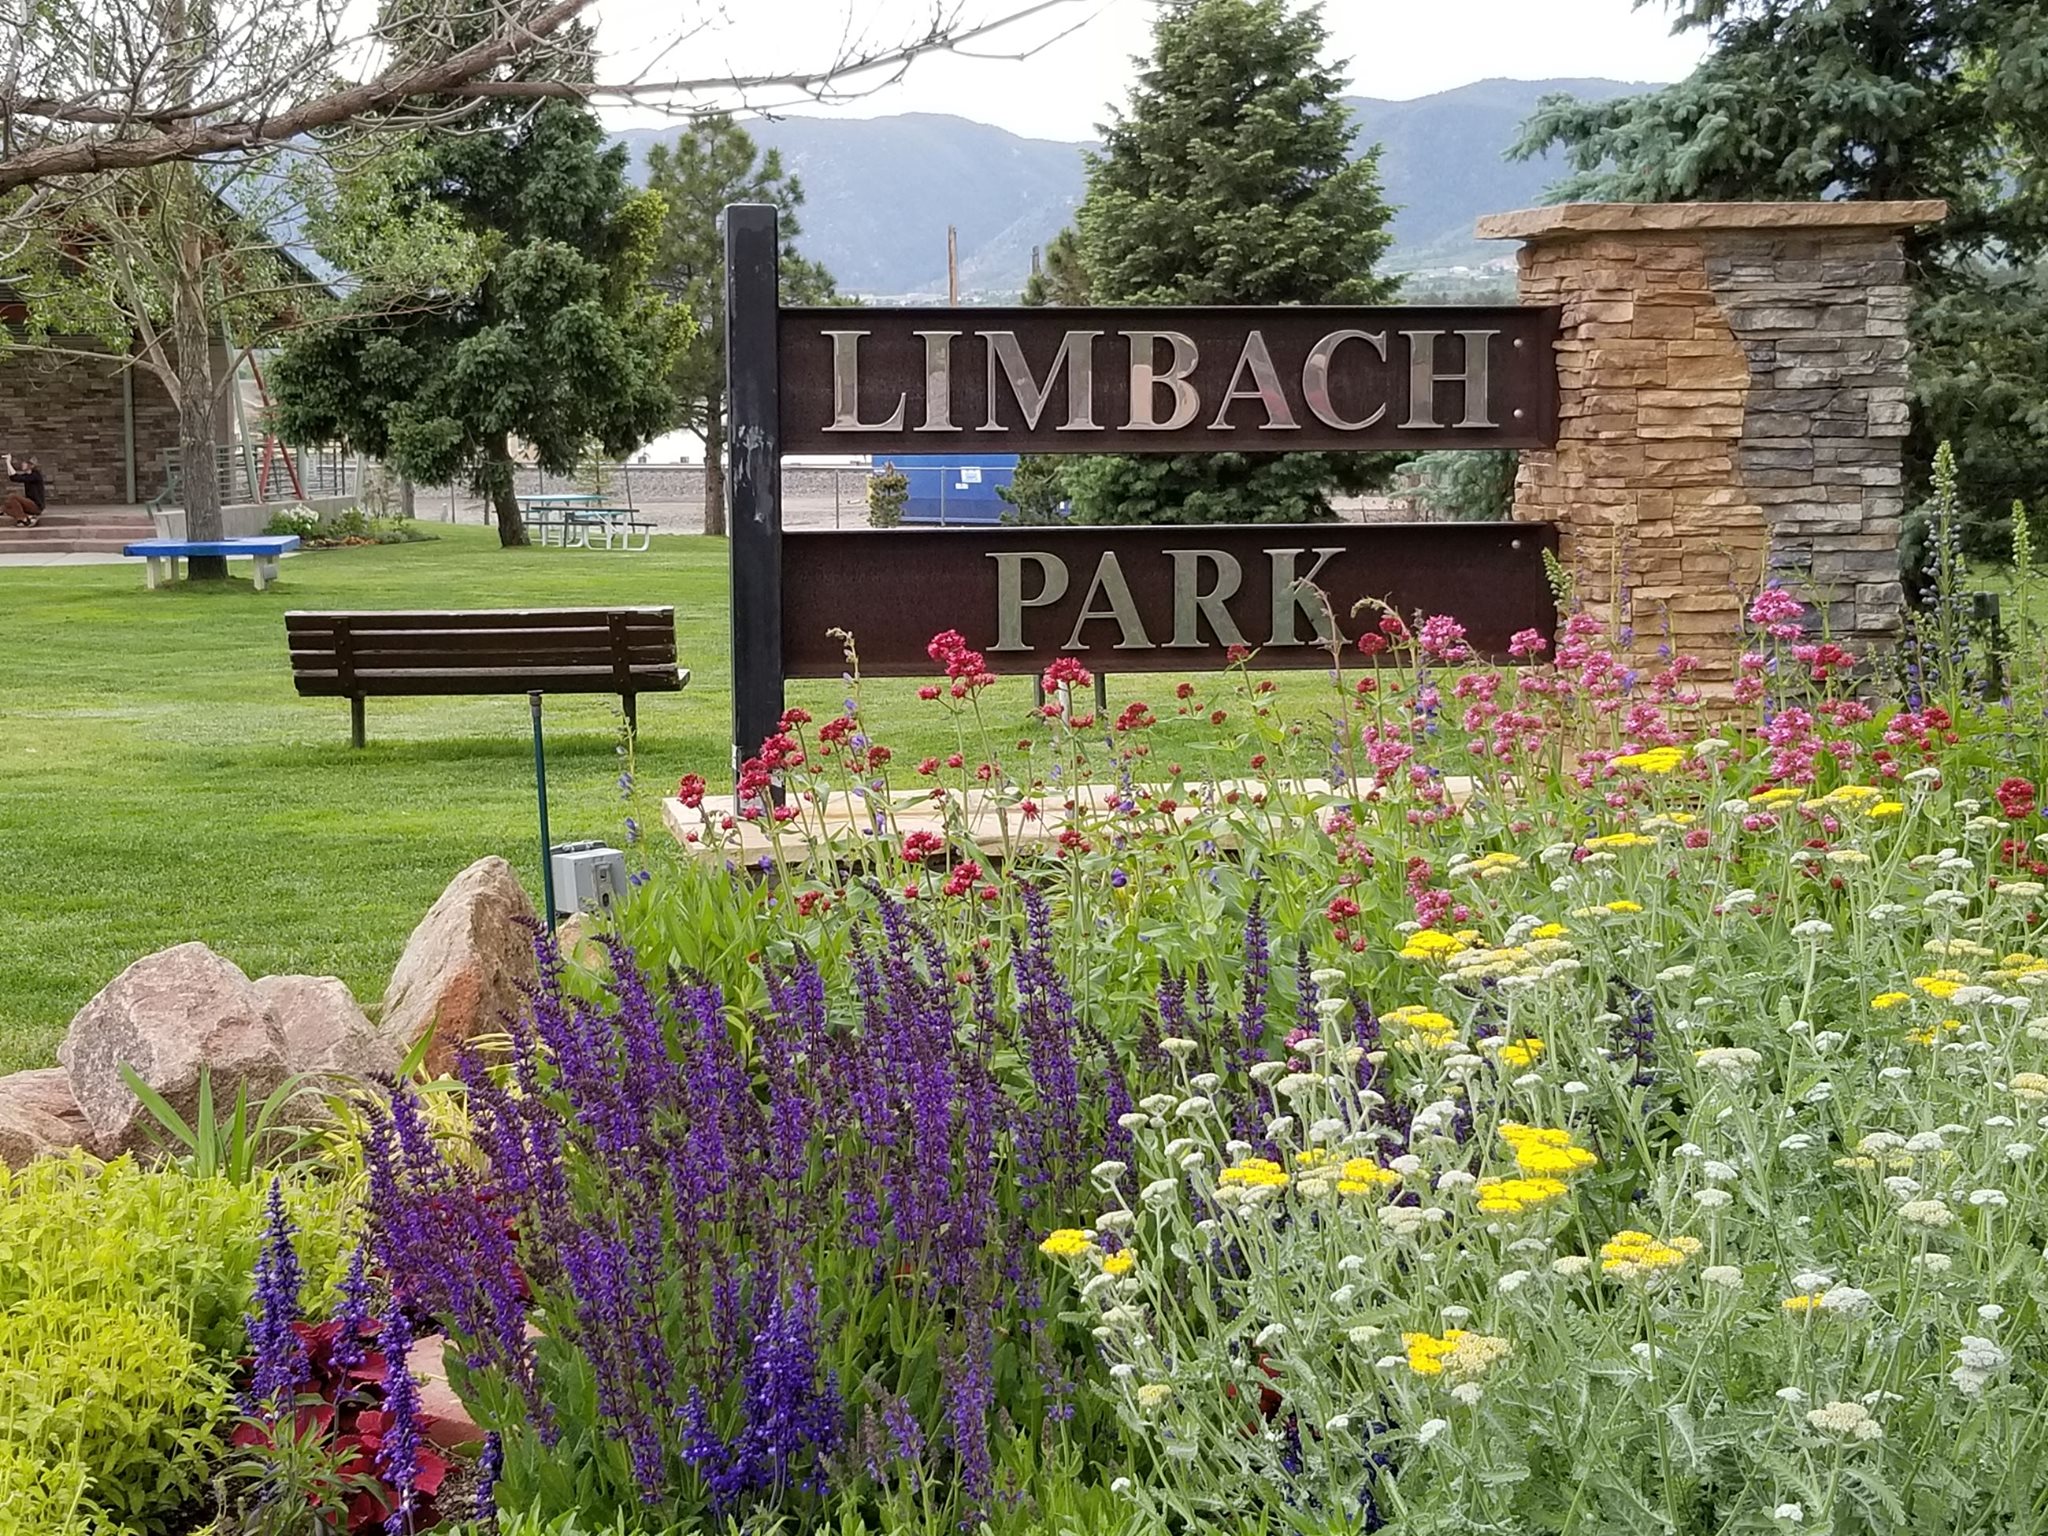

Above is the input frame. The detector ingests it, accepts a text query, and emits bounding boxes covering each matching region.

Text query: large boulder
[379,857,538,1076]
[57,942,290,1154]
[0,1070,94,1168]
[254,975,399,1082]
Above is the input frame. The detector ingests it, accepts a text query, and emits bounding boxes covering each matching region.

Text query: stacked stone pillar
[1475,201,1944,679]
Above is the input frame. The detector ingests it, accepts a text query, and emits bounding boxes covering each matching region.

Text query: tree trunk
[485,436,528,547]
[398,476,416,519]
[170,165,226,580]
[701,389,727,538]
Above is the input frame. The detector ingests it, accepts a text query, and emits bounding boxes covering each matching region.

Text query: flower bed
[11,575,2048,1535]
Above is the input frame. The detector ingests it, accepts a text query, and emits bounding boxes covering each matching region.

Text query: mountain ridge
[611,76,1656,298]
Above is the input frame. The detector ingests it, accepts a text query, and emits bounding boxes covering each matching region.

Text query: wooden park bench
[284,607,687,746]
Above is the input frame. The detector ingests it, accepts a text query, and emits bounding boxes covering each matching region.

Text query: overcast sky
[599,0,1709,141]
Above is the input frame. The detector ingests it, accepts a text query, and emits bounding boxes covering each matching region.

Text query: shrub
[0,1295,229,1529]
[0,1443,95,1535]
[866,462,908,528]
[262,506,321,539]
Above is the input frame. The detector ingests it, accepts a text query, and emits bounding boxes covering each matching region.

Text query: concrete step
[0,534,137,554]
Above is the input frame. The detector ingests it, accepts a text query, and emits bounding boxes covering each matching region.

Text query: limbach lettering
[822,326,1499,434]
[988,547,1345,653]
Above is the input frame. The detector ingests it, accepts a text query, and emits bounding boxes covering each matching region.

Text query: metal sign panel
[781,523,1559,678]
[778,305,1560,455]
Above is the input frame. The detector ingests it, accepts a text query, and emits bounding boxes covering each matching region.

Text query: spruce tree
[1064,0,1399,525]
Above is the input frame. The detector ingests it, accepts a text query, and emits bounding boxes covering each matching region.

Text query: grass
[0,526,1317,1071]
[0,530,936,1072]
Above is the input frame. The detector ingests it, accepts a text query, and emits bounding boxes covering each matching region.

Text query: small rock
[254,975,399,1082]
[380,857,538,1077]
[553,912,611,972]
[57,942,290,1154]
[0,1071,91,1168]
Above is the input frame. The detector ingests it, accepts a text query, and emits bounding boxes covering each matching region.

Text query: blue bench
[123,536,301,591]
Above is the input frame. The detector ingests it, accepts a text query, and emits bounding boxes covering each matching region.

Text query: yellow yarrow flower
[1586,831,1658,850]
[1598,1230,1701,1280]
[1867,801,1906,818]
[1474,1175,1569,1214]
[1498,1037,1545,1068]
[1499,1123,1598,1177]
[1612,747,1685,774]
[1906,1018,1964,1047]
[1040,1229,1095,1260]
[1749,786,1804,806]
[1530,922,1569,941]
[1100,1249,1135,1277]
[1219,1157,1290,1190]
[1781,1292,1825,1313]
[1403,1329,1511,1380]
[1869,992,1910,1010]
[1337,1159,1400,1196]
[2012,1072,2048,1103]
[1821,785,1882,804]
[1604,900,1644,914]
[1399,929,1470,962]
[1912,972,1967,1001]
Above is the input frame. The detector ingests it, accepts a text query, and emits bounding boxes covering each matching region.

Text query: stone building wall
[1477,202,1942,680]
[0,342,215,506]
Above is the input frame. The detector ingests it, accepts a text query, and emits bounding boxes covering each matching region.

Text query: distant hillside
[612,76,1654,299]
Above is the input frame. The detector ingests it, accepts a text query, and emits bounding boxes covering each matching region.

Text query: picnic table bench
[125,535,300,590]
[526,503,655,552]
[285,607,687,746]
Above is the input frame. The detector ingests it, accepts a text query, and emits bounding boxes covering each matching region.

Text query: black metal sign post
[725,203,785,773]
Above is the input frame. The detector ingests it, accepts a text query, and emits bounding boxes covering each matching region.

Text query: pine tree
[1517,0,2048,552]
[645,117,837,538]
[1063,0,1400,525]
[270,102,687,547]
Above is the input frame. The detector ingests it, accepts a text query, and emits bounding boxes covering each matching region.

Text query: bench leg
[251,557,278,591]
[144,557,161,589]
[350,696,366,749]
[623,693,638,736]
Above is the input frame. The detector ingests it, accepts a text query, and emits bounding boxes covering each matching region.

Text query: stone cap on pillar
[1475,200,1948,241]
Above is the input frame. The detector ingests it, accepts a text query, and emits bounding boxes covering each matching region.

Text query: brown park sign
[780,523,1560,678]
[778,305,1560,455]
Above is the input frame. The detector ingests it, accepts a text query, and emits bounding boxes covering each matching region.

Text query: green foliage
[643,114,837,447]
[0,1157,354,1530]
[263,507,323,539]
[997,456,1071,524]
[1063,0,1401,525]
[0,1295,229,1530]
[116,1064,324,1183]
[1406,448,1517,521]
[866,463,909,529]
[0,1442,95,1536]
[1516,0,2048,536]
[269,103,690,548]
[1020,226,1091,307]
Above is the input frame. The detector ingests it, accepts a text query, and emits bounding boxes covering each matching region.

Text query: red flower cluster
[676,773,707,809]
[927,630,997,698]
[1998,777,2037,821]
[901,830,946,863]
[1040,656,1093,693]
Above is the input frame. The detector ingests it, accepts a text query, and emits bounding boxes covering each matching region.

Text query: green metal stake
[530,690,556,930]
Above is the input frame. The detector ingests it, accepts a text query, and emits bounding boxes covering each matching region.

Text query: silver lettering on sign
[984,330,1103,432]
[1209,330,1299,431]
[1064,552,1154,650]
[1401,329,1498,430]
[988,551,1070,651]
[1302,329,1388,430]
[913,330,961,432]
[1266,547,1345,645]
[1125,331,1201,430]
[822,330,907,432]
[1165,550,1247,648]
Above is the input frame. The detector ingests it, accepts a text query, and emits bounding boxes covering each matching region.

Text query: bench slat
[293,667,685,698]
[285,607,671,632]
[289,633,677,661]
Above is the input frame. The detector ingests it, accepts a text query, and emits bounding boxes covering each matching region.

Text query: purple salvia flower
[475,1431,504,1525]
[375,1307,423,1535]
[328,1240,374,1382]
[244,1177,308,1415]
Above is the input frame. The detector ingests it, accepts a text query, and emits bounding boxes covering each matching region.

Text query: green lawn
[0,531,965,1072]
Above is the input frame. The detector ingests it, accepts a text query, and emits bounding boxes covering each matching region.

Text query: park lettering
[820,324,1501,435]
[988,545,1344,652]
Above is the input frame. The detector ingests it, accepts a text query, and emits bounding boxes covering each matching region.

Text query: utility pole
[1031,245,1042,281]
[947,225,959,305]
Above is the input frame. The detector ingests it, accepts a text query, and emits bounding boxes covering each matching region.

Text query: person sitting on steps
[3,454,46,527]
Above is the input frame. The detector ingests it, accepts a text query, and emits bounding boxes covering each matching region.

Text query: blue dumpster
[881,455,1019,525]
